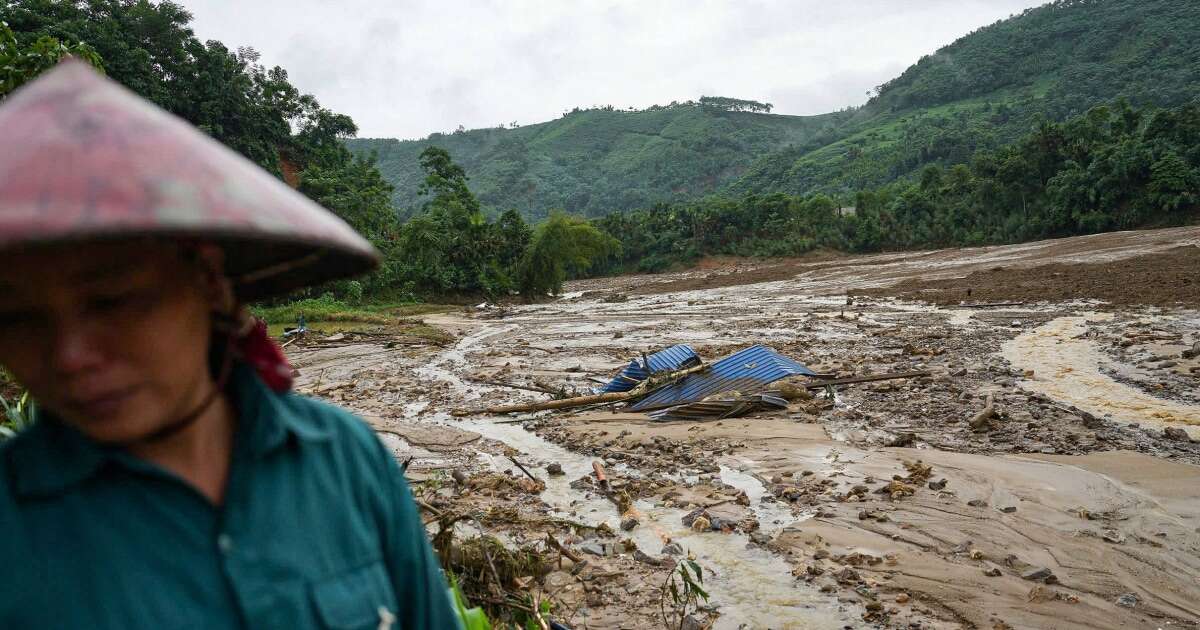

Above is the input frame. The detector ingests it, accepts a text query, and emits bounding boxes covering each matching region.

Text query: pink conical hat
[0,59,380,299]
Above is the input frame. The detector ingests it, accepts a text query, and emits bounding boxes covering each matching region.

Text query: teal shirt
[0,364,462,630]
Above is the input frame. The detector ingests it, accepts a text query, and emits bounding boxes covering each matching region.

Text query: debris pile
[457,343,928,422]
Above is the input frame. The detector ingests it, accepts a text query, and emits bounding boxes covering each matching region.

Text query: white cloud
[183,0,1043,138]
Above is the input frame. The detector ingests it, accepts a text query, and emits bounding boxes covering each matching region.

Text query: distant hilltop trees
[698,96,774,113]
[557,96,775,118]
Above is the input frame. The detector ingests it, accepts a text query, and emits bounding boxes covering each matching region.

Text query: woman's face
[0,241,218,444]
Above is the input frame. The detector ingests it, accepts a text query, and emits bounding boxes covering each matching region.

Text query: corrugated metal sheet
[648,393,788,422]
[630,344,815,411]
[600,344,699,393]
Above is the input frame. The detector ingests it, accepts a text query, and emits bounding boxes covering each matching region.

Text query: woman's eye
[87,292,139,313]
[87,287,163,315]
[0,310,41,329]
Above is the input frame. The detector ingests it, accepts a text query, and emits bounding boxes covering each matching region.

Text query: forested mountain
[729,0,1200,197]
[351,0,1200,219]
[348,102,846,220]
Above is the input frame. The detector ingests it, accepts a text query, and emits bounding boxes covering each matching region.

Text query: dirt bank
[852,245,1200,307]
[567,225,1200,299]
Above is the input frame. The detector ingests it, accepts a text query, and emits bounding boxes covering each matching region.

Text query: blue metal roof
[630,344,815,411]
[600,344,699,393]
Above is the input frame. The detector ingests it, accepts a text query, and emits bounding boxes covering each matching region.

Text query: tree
[698,96,773,113]
[1147,151,1198,213]
[0,20,102,99]
[2,0,407,299]
[495,209,531,270]
[418,146,478,213]
[517,213,618,297]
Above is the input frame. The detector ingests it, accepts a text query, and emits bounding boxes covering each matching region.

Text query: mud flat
[286,226,1200,629]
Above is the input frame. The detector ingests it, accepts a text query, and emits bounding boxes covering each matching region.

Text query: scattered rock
[662,542,683,556]
[928,478,948,491]
[1020,567,1055,582]
[967,499,989,508]
[633,549,668,567]
[895,593,910,604]
[1080,412,1104,428]
[581,542,608,557]
[545,462,565,476]
[835,567,860,583]
[1163,427,1191,442]
[1115,592,1139,608]
[620,517,639,531]
[997,505,1017,514]
[983,565,1003,577]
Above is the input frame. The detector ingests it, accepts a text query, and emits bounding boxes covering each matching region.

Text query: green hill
[352,0,1200,219]
[347,104,847,220]
[728,0,1200,197]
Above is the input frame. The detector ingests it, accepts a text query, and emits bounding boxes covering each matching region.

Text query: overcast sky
[183,1,1044,140]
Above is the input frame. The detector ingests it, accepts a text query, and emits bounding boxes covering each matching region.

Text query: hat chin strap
[131,335,235,446]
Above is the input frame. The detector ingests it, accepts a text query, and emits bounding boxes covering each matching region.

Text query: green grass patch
[253,297,458,342]
[253,297,455,325]
[396,321,455,345]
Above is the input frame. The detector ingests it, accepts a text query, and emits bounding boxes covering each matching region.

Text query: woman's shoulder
[271,391,386,456]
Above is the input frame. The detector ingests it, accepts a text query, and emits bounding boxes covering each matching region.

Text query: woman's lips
[68,386,139,417]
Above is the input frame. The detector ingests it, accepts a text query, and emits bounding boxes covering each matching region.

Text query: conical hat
[0,60,380,300]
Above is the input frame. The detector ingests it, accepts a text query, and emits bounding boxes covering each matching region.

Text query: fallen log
[592,460,608,488]
[546,533,583,563]
[453,362,708,416]
[969,394,996,431]
[467,377,558,396]
[453,389,641,416]
[508,455,538,482]
[959,301,1025,308]
[804,370,932,389]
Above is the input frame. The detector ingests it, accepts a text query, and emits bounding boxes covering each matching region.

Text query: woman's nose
[49,319,106,375]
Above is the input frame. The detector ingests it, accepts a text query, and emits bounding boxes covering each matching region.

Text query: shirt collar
[234,362,333,455]
[8,362,332,499]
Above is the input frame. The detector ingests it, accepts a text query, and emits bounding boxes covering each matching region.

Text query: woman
[0,61,461,629]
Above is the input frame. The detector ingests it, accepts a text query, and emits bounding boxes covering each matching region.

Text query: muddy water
[458,415,862,629]
[413,323,864,629]
[1003,314,1200,439]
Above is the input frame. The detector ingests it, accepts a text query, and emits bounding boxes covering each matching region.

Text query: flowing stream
[1002,313,1200,439]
